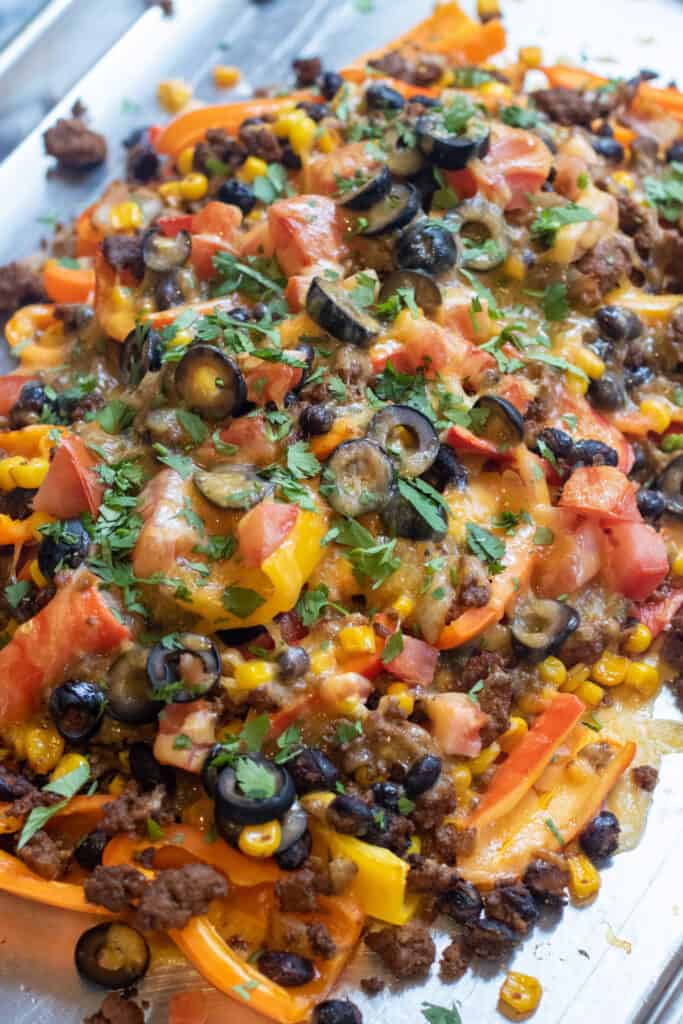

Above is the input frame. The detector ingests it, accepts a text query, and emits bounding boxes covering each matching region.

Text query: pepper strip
[542,65,683,120]
[0,850,112,915]
[171,895,364,1024]
[4,304,69,370]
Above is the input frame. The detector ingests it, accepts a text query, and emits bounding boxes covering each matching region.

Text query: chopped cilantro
[543,282,569,322]
[533,525,554,546]
[644,162,683,222]
[467,679,484,704]
[177,409,208,445]
[381,629,404,663]
[252,163,289,205]
[397,477,448,534]
[222,586,266,619]
[4,580,30,610]
[500,103,539,129]
[153,443,194,479]
[335,719,363,745]
[530,203,596,245]
[95,399,135,435]
[286,441,321,480]
[466,522,506,574]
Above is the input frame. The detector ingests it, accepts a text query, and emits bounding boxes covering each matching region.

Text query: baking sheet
[0,0,681,1020]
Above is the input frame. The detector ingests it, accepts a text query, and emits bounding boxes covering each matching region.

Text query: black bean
[297,101,330,123]
[154,273,183,311]
[275,829,312,870]
[666,140,683,163]
[74,829,108,871]
[579,810,620,860]
[624,366,653,390]
[535,427,574,461]
[588,373,626,411]
[287,748,339,794]
[569,439,618,467]
[636,488,665,520]
[257,951,314,987]
[320,71,344,101]
[313,999,363,1024]
[595,305,643,342]
[404,755,442,797]
[9,382,53,429]
[371,781,402,812]
[463,917,518,959]
[439,879,483,923]
[277,645,310,681]
[326,794,374,836]
[300,404,335,437]
[217,179,256,215]
[281,144,303,170]
[590,136,624,161]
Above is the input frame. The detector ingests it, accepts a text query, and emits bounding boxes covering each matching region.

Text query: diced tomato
[216,414,278,466]
[472,123,553,211]
[33,435,104,518]
[534,514,602,597]
[495,375,534,415]
[637,590,683,639]
[425,692,490,757]
[267,195,347,277]
[305,141,382,196]
[157,213,194,237]
[440,284,493,342]
[191,201,242,240]
[0,375,35,416]
[169,991,208,1024]
[444,167,478,200]
[384,314,454,376]
[559,466,640,523]
[601,521,669,601]
[237,500,299,567]
[154,701,218,773]
[244,360,303,407]
[269,693,320,739]
[446,423,511,460]
[385,634,439,686]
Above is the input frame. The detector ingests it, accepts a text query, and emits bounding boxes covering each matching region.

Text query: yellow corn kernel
[499,971,543,1017]
[573,346,605,380]
[567,757,594,785]
[310,646,336,675]
[392,594,415,619]
[406,834,421,857]
[568,853,601,900]
[354,765,372,787]
[108,774,127,796]
[566,372,589,396]
[274,108,306,138]
[591,652,629,688]
[469,741,501,776]
[479,80,512,103]
[335,696,365,718]
[562,662,590,692]
[289,115,317,156]
[612,169,635,192]
[241,156,268,182]
[539,656,567,688]
[338,625,376,656]
[504,252,527,281]
[624,623,652,655]
[110,284,134,311]
[158,79,192,113]
[29,560,48,589]
[499,716,528,753]
[233,660,277,692]
[168,327,193,350]
[25,724,64,774]
[239,819,281,858]
[109,201,142,231]
[451,764,472,797]
[624,660,660,696]
[317,128,338,154]
[177,145,195,176]
[213,64,240,89]
[671,551,683,576]
[51,752,89,783]
[519,45,543,68]
[386,682,414,717]
[575,680,604,707]
[477,0,501,19]
[640,398,672,434]
[516,691,546,715]
[179,172,208,201]
[158,180,182,200]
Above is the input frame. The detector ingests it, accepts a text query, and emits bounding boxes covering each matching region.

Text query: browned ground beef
[16,830,70,881]
[407,855,459,893]
[360,975,385,995]
[100,783,170,836]
[369,50,443,86]
[292,57,322,87]
[193,128,246,175]
[411,774,457,831]
[365,921,436,979]
[569,234,633,306]
[43,118,107,170]
[662,612,683,669]
[238,120,282,162]
[483,881,539,935]
[632,764,658,791]
[523,857,569,905]
[459,555,492,608]
[440,936,471,981]
[419,822,461,865]
[101,236,145,280]
[307,922,337,959]
[276,867,320,913]
[617,192,660,257]
[629,135,659,176]
[84,864,147,912]
[533,87,601,126]
[135,864,227,931]
[460,650,505,688]
[463,917,518,959]
[0,261,47,313]
[84,993,144,1024]
[270,916,337,960]
[654,230,683,292]
[478,670,514,746]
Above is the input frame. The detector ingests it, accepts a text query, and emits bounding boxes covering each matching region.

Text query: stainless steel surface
[0,0,681,1020]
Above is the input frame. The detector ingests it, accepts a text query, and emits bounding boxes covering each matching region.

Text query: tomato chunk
[559,466,640,523]
[384,634,439,686]
[425,692,490,757]
[0,376,36,416]
[601,521,669,601]
[33,435,104,518]
[237,501,299,567]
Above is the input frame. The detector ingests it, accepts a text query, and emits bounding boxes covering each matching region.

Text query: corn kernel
[539,656,567,688]
[274,108,306,138]
[624,623,652,655]
[519,45,542,68]
[671,551,683,576]
[168,327,193,350]
[29,560,48,589]
[499,971,543,1017]
[612,169,635,192]
[477,0,501,20]
[591,653,629,688]
[51,752,89,783]
[241,156,268,182]
[310,647,336,675]
[392,595,415,619]
[386,682,414,717]
[568,853,601,900]
[562,662,590,692]
[575,680,604,706]
[336,696,365,718]
[338,625,376,656]
[108,774,127,796]
[624,660,660,696]
[109,201,142,231]
[158,181,182,200]
[234,660,277,691]
[573,346,605,380]
[177,145,195,176]
[110,284,134,311]
[640,398,672,435]
[499,716,528,753]
[517,691,546,715]
[452,764,472,797]
[158,79,193,113]
[406,834,421,857]
[317,129,338,154]
[469,741,501,776]
[25,724,64,774]
[479,81,512,103]
[289,115,317,156]
[213,64,240,89]
[238,819,281,858]
[566,372,589,396]
[179,172,208,201]
[504,252,527,281]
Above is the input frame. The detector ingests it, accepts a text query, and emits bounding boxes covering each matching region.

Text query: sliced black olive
[74,829,108,871]
[590,135,624,161]
[448,197,509,270]
[595,305,643,342]
[367,404,440,477]
[404,754,442,797]
[306,277,380,346]
[579,809,620,860]
[215,754,295,829]
[142,227,191,273]
[417,112,490,170]
[107,647,164,724]
[216,624,265,646]
[288,341,316,392]
[381,485,447,541]
[218,178,256,215]
[38,518,90,579]
[300,404,335,437]
[287,747,339,794]
[48,681,105,743]
[320,70,343,100]
[666,139,683,164]
[395,219,458,275]
[276,801,308,853]
[471,395,524,448]
[129,741,175,792]
[636,487,665,520]
[377,269,442,315]
[9,382,55,429]
[175,345,246,420]
[385,127,424,177]
[534,427,574,462]
[75,922,150,989]
[657,454,683,517]
[155,272,183,311]
[324,439,395,516]
[275,828,312,869]
[587,373,626,411]
[313,999,363,1024]
[147,633,221,703]
[193,464,273,510]
[511,597,580,662]
[120,325,164,388]
[568,439,618,468]
[277,645,310,681]
[358,183,420,237]
[421,443,468,493]
[257,951,314,988]
[366,82,405,112]
[339,165,392,211]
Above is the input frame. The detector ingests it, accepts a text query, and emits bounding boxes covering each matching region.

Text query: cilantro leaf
[95,399,135,435]
[530,203,596,245]
[381,629,404,663]
[177,409,208,445]
[274,725,303,764]
[222,586,266,619]
[542,282,569,322]
[397,477,448,534]
[4,580,30,610]
[252,163,289,205]
[18,762,90,850]
[173,733,193,750]
[295,584,331,628]
[146,817,165,840]
[153,443,194,479]
[500,103,539,129]
[286,441,321,480]
[533,524,554,545]
[432,168,459,211]
[422,1003,462,1024]
[466,521,506,574]
[235,756,277,799]
[240,714,271,752]
[644,162,683,223]
[335,719,363,745]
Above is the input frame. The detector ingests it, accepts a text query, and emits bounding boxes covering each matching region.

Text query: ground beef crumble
[483,881,539,935]
[135,864,227,931]
[365,921,436,979]
[523,857,569,906]
[101,236,145,281]
[16,830,71,881]
[84,993,144,1024]
[0,261,47,313]
[360,975,386,996]
[632,764,658,791]
[100,783,171,836]
[84,864,147,912]
[43,117,107,170]
[411,774,457,831]
[440,936,471,981]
